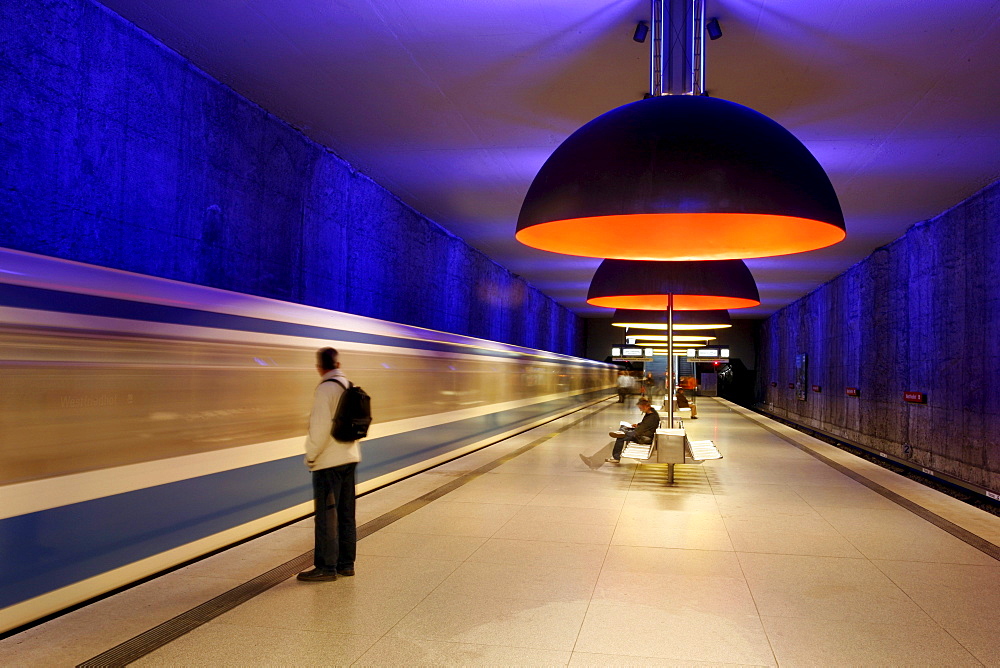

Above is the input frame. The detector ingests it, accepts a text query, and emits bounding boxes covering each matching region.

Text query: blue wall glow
[0,0,584,356]
[756,180,1000,494]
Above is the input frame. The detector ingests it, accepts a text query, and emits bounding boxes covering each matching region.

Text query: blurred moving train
[0,248,615,632]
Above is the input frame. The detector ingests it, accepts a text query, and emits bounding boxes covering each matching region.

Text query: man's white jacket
[304,369,361,471]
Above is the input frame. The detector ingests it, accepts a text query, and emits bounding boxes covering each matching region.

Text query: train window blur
[0,326,610,484]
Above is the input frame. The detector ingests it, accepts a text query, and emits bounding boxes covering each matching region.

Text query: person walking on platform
[298,347,360,582]
[642,372,654,398]
[579,398,660,469]
[615,371,632,402]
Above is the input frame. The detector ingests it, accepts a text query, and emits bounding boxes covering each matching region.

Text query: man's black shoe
[336,567,355,576]
[297,568,337,582]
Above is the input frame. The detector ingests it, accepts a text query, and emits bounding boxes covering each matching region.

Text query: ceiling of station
[98,0,1000,318]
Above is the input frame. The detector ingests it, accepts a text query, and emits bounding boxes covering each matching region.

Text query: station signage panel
[686,347,730,363]
[845,387,859,397]
[903,391,927,404]
[811,385,822,393]
[611,346,653,362]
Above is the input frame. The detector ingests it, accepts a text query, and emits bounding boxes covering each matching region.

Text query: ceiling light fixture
[611,308,732,330]
[515,0,845,261]
[587,259,759,310]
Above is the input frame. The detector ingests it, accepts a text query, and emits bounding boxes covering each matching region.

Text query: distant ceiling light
[706,17,722,40]
[629,334,715,342]
[587,259,760,310]
[633,21,649,43]
[612,309,732,330]
[516,0,845,262]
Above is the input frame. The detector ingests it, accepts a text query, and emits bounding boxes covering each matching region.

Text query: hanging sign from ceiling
[611,346,653,362]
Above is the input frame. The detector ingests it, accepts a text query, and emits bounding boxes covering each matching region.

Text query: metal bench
[620,430,723,483]
[620,427,688,483]
[687,439,723,461]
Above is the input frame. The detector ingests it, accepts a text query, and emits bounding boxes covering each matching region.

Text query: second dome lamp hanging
[515,0,846,261]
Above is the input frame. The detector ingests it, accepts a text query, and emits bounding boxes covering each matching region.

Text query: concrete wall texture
[757,180,1000,494]
[0,0,583,356]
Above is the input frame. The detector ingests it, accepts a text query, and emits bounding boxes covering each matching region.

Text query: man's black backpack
[323,378,372,441]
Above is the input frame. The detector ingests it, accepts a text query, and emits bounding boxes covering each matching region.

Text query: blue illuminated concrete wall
[0,0,583,356]
[757,181,1000,494]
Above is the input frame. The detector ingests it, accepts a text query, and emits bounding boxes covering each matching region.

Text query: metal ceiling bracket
[650,0,707,97]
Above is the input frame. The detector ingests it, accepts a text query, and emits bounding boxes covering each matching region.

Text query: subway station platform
[3,397,1000,666]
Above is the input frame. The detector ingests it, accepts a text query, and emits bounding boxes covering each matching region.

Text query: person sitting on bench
[579,398,660,468]
[675,387,697,419]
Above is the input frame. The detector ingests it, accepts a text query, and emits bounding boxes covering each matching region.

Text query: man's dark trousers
[312,462,357,572]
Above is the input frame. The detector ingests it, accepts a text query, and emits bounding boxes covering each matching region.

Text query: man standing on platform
[616,370,632,402]
[298,347,360,582]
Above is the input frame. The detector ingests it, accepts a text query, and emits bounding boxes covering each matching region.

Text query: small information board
[845,387,859,397]
[904,391,926,404]
[686,347,730,363]
[611,346,653,362]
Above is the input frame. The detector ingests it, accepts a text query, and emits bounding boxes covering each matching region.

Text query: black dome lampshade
[587,259,760,310]
[611,308,732,330]
[516,95,845,261]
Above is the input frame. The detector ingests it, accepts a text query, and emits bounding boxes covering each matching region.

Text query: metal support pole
[651,0,706,97]
[650,0,665,97]
[667,293,674,428]
[693,0,706,95]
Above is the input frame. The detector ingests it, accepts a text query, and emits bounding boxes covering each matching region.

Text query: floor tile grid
[444,400,992,654]
[713,399,994,666]
[697,448,781,667]
[358,400,984,665]
[565,405,782,665]
[865,557,997,667]
[360,403,744,662]
[358,407,634,662]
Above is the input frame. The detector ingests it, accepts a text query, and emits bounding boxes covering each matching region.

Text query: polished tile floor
[3,398,1000,666]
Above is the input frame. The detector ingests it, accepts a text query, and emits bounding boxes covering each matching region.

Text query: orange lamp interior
[589,294,759,310]
[517,213,845,260]
[627,334,715,342]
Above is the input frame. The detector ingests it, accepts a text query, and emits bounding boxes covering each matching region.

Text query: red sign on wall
[904,391,926,404]
[845,387,859,397]
[811,385,822,393]
[787,383,795,389]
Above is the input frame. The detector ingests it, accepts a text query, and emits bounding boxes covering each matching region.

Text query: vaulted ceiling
[99,0,1000,317]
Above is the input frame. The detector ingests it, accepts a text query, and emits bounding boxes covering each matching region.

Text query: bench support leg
[666,463,675,485]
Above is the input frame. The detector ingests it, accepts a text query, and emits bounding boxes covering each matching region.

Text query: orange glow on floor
[516,213,845,260]
[588,294,760,310]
